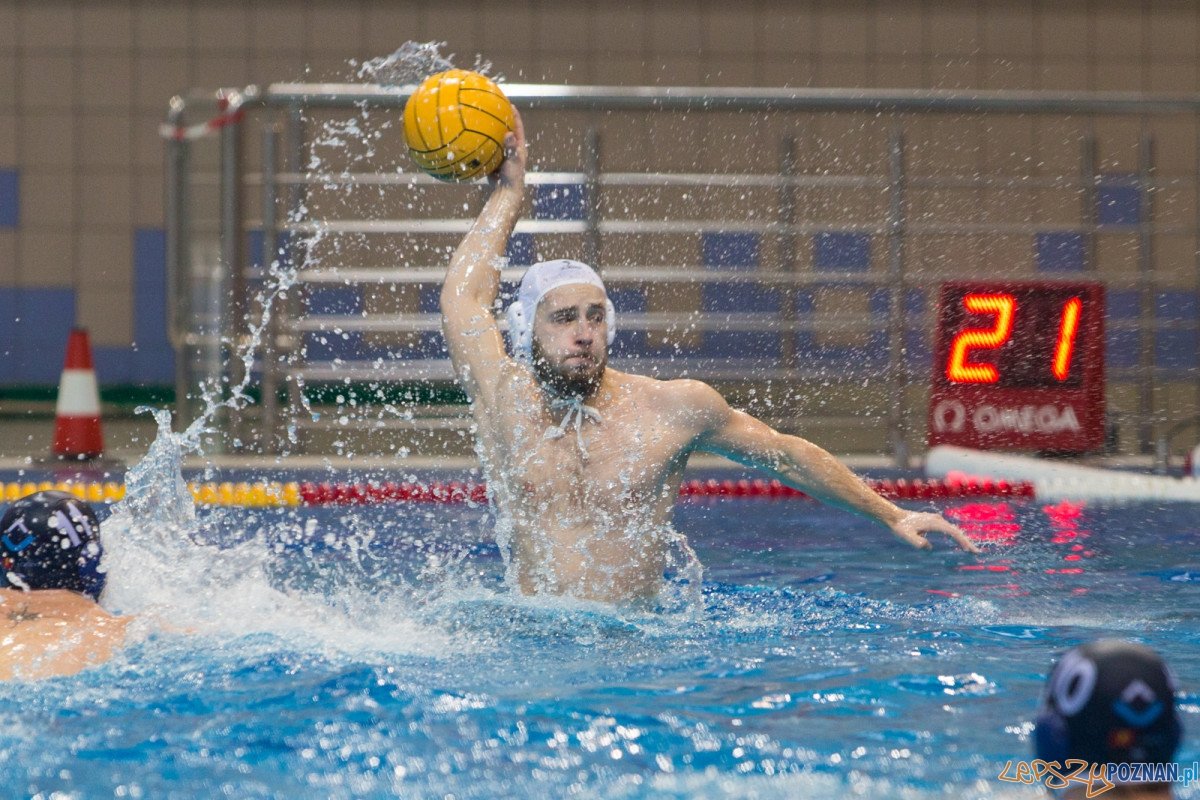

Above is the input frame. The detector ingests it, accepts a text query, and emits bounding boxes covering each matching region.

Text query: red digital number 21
[946,293,1083,384]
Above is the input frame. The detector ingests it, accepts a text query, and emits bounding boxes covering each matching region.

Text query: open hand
[890,511,980,553]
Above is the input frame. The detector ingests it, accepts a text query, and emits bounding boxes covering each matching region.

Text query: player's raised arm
[682,381,980,553]
[440,109,528,405]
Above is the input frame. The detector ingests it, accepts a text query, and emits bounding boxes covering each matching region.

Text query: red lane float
[294,477,1034,506]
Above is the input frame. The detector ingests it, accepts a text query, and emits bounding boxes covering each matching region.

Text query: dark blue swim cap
[1035,640,1181,768]
[0,490,105,600]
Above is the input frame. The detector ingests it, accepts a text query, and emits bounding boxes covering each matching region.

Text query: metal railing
[163,85,1200,464]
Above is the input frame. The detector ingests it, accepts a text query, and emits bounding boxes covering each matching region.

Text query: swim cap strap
[544,396,603,459]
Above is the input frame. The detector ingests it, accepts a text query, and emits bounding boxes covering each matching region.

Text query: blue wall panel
[794,331,889,371]
[419,285,441,314]
[1035,232,1086,272]
[94,346,133,384]
[1097,179,1141,226]
[0,289,15,364]
[1107,290,1139,321]
[304,331,363,361]
[11,289,77,384]
[608,286,647,314]
[904,288,926,315]
[506,233,536,266]
[414,331,447,359]
[1106,330,1139,370]
[533,183,587,221]
[701,283,782,313]
[813,232,870,271]
[610,330,649,358]
[700,331,783,359]
[904,329,932,372]
[307,285,363,315]
[1156,290,1198,368]
[0,170,18,228]
[132,228,174,384]
[246,229,293,269]
[1156,330,1197,370]
[702,232,760,270]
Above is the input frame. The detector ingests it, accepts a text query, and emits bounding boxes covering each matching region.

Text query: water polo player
[439,108,978,604]
[0,490,129,680]
[1035,640,1183,799]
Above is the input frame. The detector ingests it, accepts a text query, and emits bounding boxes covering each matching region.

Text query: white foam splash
[356,41,494,86]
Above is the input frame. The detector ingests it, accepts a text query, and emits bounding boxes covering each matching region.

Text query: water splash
[100,409,457,655]
[357,41,494,86]
[100,240,301,618]
[94,38,479,644]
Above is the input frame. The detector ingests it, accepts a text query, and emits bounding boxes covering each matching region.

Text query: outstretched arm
[685,382,979,553]
[439,108,528,406]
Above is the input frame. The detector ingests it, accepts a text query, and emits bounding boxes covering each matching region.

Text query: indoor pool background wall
[167,84,1200,464]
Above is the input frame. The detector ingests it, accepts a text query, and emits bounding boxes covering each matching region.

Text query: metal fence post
[886,127,909,468]
[283,105,308,455]
[584,128,601,267]
[219,103,247,453]
[1139,130,1156,458]
[1082,130,1097,278]
[1195,113,1200,460]
[1081,130,1105,450]
[164,97,193,428]
[260,122,280,454]
[779,136,798,371]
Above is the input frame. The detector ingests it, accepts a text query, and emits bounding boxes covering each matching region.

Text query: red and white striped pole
[52,328,104,461]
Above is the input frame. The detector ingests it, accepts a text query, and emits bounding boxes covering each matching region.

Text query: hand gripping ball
[403,69,515,182]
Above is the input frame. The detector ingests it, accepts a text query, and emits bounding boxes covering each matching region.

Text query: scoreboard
[927,281,1106,452]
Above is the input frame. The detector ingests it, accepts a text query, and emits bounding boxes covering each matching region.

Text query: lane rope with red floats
[0,476,1032,508]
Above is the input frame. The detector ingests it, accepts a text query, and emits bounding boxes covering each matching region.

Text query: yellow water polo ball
[403,69,515,182]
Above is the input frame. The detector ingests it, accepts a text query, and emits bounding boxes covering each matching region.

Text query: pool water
[1,488,1197,799]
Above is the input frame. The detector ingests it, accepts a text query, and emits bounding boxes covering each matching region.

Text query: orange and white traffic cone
[52,328,104,461]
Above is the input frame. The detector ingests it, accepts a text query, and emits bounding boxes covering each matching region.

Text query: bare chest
[484,404,690,507]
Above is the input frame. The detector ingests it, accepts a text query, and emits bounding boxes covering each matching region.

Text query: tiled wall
[1,0,1199,389]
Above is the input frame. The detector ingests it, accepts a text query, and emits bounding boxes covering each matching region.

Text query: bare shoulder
[2,589,124,625]
[626,375,730,428]
[0,592,129,681]
[654,377,727,409]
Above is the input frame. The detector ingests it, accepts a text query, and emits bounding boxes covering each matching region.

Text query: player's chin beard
[530,338,606,400]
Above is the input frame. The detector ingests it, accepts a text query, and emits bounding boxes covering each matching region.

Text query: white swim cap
[505,259,616,359]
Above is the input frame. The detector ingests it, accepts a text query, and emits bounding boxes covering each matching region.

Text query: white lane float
[925,445,1200,504]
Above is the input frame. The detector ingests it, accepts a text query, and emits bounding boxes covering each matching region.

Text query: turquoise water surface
[0,486,1197,799]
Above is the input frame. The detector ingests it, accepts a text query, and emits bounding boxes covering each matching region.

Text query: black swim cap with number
[1035,639,1182,768]
[0,490,105,600]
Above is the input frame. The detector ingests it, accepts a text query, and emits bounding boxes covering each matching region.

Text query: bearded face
[530,335,607,398]
[528,284,610,399]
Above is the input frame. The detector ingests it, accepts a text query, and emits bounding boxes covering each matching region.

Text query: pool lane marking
[0,477,1034,508]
